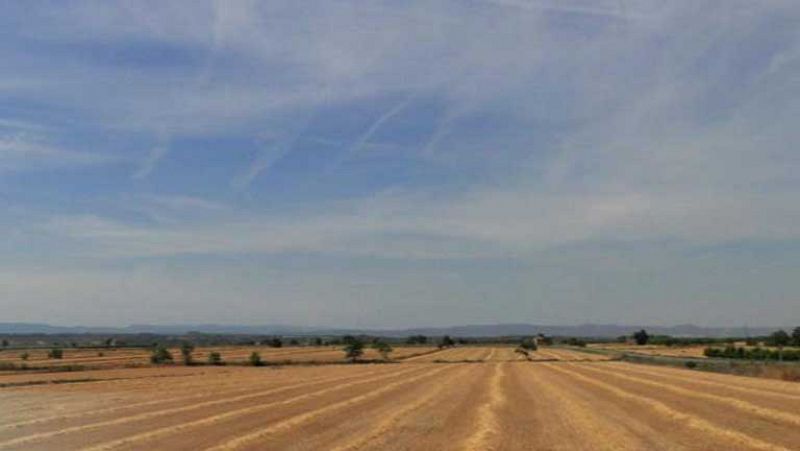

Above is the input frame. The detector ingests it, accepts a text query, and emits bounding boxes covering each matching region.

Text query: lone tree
[1,339,8,348]
[180,342,195,366]
[633,329,650,346]
[208,351,224,366]
[343,339,364,363]
[249,351,264,366]
[372,341,393,360]
[768,329,791,347]
[438,335,456,349]
[150,345,174,364]
[520,337,538,351]
[793,327,800,347]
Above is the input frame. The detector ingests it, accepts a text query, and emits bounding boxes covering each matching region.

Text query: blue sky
[1,0,798,328]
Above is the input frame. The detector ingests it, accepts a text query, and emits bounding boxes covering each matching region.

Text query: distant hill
[0,322,779,338]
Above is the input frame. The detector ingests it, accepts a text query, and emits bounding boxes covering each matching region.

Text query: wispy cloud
[2,1,799,326]
[0,133,117,172]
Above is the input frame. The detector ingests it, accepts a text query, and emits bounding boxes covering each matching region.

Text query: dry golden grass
[1,347,798,450]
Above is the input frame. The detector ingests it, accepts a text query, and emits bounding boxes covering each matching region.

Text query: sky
[1,0,798,328]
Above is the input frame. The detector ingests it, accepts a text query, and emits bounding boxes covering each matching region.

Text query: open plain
[1,346,799,450]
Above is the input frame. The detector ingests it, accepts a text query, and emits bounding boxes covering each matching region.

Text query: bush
[633,329,650,346]
[519,338,537,351]
[685,361,697,369]
[343,339,364,362]
[180,343,195,365]
[150,346,174,364]
[563,337,586,347]
[97,352,104,357]
[48,348,63,359]
[438,335,456,349]
[372,341,393,360]
[249,351,264,366]
[704,345,800,361]
[208,351,224,365]
[20,352,29,361]
[767,330,791,347]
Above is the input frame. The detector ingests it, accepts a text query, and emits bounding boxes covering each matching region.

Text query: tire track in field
[329,364,473,451]
[401,348,451,362]
[203,365,456,451]
[543,363,789,451]
[0,370,357,432]
[571,363,800,428]
[461,363,506,451]
[517,365,648,450]
[606,362,800,402]
[76,366,429,451]
[0,366,414,449]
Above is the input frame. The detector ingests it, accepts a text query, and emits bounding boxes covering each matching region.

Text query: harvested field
[0,346,437,369]
[1,347,798,450]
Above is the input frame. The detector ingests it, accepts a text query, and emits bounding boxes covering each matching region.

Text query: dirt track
[1,347,798,450]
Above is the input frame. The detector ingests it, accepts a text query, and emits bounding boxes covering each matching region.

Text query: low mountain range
[0,322,780,338]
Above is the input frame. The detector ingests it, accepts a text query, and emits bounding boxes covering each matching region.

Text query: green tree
[208,351,224,365]
[249,351,264,366]
[343,339,364,362]
[48,348,63,359]
[633,329,650,346]
[180,342,195,365]
[150,346,174,364]
[372,341,393,360]
[520,337,537,351]
[792,327,800,347]
[768,330,790,347]
[438,335,455,349]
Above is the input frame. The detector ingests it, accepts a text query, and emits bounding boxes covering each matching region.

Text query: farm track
[0,347,798,450]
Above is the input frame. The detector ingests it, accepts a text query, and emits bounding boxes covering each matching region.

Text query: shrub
[208,351,224,365]
[438,335,456,349]
[20,352,29,361]
[372,341,393,360]
[685,361,697,369]
[563,337,586,347]
[343,339,364,362]
[633,329,650,346]
[150,346,174,364]
[249,351,264,366]
[97,352,104,357]
[180,343,195,365]
[48,348,63,359]
[767,330,791,347]
[519,338,537,351]
[1,339,8,348]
